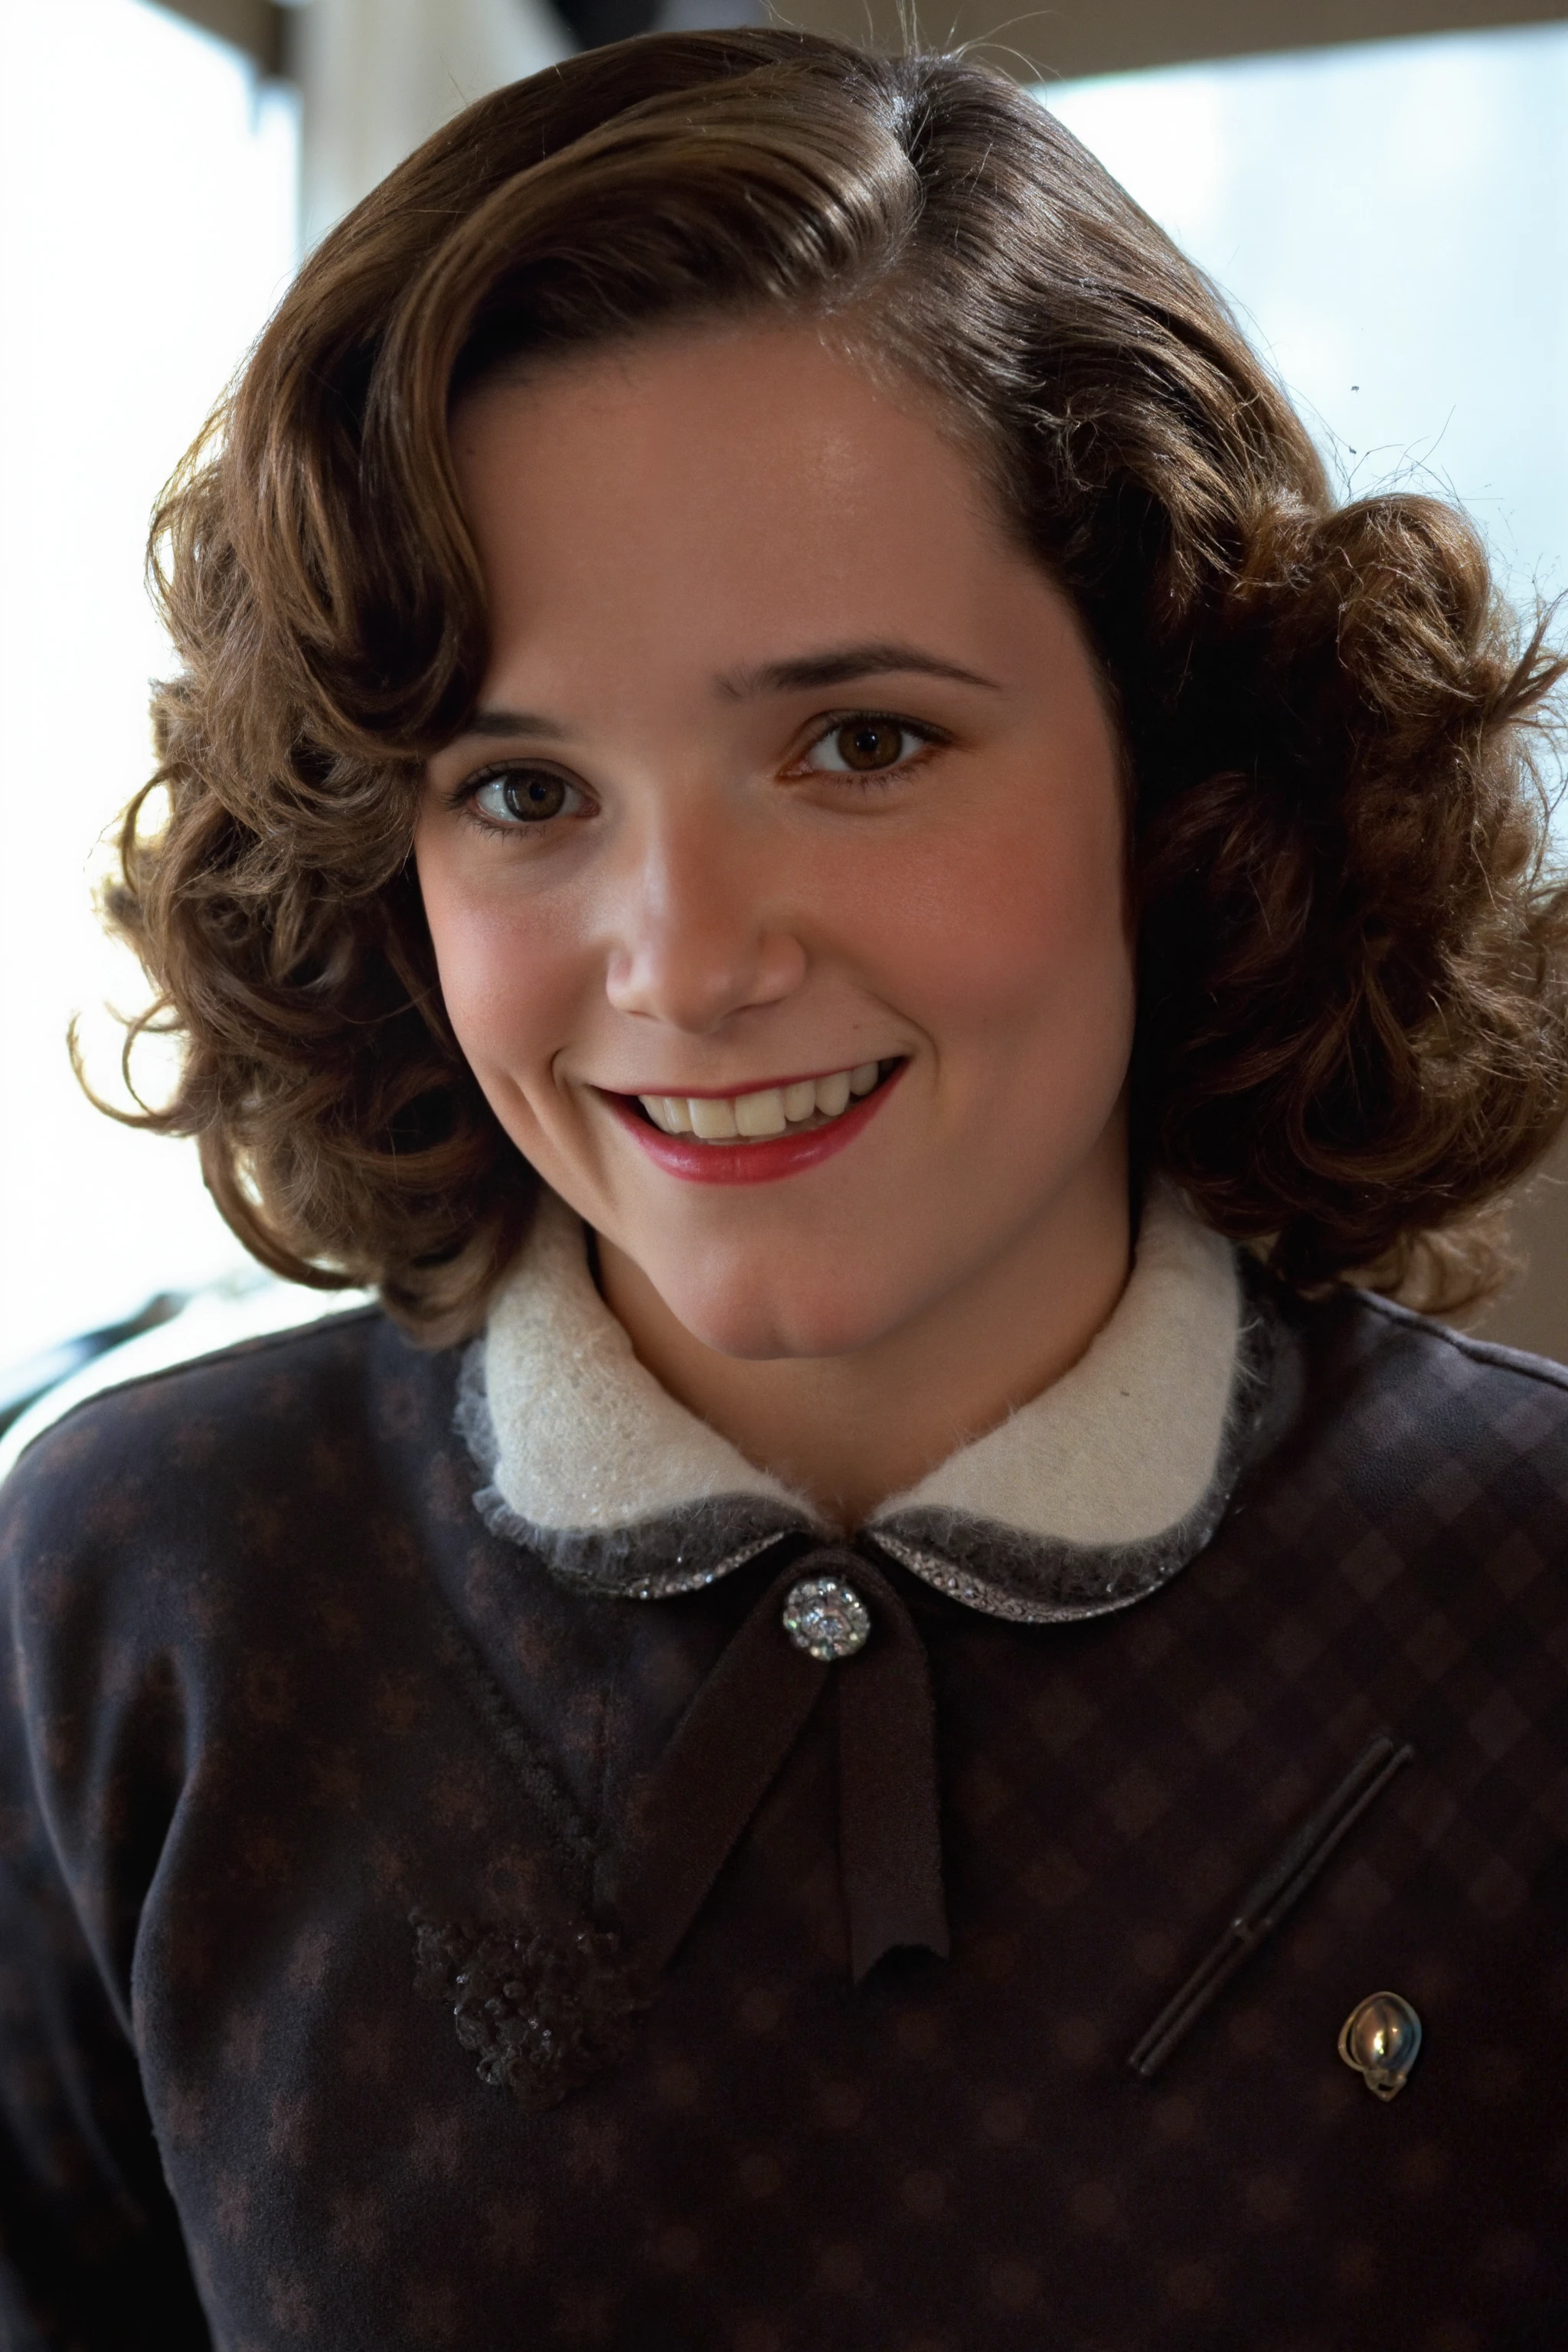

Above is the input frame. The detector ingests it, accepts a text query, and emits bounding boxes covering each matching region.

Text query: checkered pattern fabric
[1,1277,1564,2350]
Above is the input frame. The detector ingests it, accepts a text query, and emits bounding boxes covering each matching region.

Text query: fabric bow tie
[603,1544,950,1984]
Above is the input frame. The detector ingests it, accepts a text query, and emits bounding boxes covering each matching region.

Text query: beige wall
[1470,1132,1568,1363]
[781,0,1568,80]
[152,0,289,74]
[289,0,569,246]
[162,0,1568,83]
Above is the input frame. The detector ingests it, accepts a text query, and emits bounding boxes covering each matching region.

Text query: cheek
[861,791,1132,1061]
[415,851,582,1084]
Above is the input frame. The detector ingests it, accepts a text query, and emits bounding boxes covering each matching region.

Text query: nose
[602,808,808,1034]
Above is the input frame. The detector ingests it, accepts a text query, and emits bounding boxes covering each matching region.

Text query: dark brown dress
[1,1276,1564,2350]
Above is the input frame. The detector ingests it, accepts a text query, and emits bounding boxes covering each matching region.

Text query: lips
[606,1060,905,1184]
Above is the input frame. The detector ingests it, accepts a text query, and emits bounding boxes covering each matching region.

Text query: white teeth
[688,1095,739,1139]
[638,1062,887,1142]
[735,1087,788,1138]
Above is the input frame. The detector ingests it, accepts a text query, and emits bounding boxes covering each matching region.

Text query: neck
[595,1152,1132,1530]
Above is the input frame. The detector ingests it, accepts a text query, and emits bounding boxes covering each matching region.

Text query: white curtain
[292,0,573,247]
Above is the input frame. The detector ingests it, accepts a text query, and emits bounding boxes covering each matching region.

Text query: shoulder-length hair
[103,28,1568,1339]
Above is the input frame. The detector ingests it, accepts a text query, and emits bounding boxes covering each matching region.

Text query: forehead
[448,323,1048,688]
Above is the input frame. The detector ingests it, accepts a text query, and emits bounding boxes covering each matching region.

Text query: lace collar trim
[458,1186,1263,1625]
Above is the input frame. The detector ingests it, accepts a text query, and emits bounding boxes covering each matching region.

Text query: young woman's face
[417,325,1135,1362]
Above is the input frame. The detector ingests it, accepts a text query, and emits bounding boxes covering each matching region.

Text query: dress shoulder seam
[1351,1286,1568,1394]
[7,1305,388,1466]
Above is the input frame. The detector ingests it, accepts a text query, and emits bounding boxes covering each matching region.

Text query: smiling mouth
[625,1059,901,1142]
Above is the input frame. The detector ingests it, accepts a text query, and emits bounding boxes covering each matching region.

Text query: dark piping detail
[1128,1731,1415,2079]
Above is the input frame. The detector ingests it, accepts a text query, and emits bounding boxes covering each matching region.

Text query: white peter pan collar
[457,1185,1268,1625]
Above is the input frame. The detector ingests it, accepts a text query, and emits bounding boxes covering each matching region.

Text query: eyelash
[450,710,949,833]
[455,764,590,834]
[789,712,949,786]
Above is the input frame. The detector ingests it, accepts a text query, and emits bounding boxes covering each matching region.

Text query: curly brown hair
[100,28,1568,1341]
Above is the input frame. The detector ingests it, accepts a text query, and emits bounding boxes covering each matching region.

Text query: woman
[2,29,1565,2350]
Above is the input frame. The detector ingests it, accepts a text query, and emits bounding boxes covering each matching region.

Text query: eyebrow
[462,708,571,740]
[717,642,1004,699]
[456,641,1003,744]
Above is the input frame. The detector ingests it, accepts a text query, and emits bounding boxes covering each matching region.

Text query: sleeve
[0,1436,212,2351]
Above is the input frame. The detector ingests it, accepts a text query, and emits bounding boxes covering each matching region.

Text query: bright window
[1041,24,1568,621]
[0,0,299,1371]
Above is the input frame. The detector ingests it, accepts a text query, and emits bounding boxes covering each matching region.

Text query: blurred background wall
[2,0,1566,1435]
[289,0,570,246]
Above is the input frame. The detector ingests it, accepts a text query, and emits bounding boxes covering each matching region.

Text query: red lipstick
[606,1064,904,1185]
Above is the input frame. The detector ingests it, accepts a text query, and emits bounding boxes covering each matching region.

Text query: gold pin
[1338,1991,1422,2100]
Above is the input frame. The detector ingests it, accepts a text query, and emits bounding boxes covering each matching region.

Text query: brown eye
[801,717,929,779]
[472,768,580,825]
[835,720,905,771]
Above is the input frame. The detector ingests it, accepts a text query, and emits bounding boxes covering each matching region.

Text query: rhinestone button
[1338,1990,1423,2100]
[782,1575,871,1661]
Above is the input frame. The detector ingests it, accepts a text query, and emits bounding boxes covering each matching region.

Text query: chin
[657,1255,913,1363]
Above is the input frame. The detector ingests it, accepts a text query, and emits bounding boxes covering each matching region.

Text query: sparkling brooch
[782,1574,872,1660]
[1339,1990,1423,2101]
